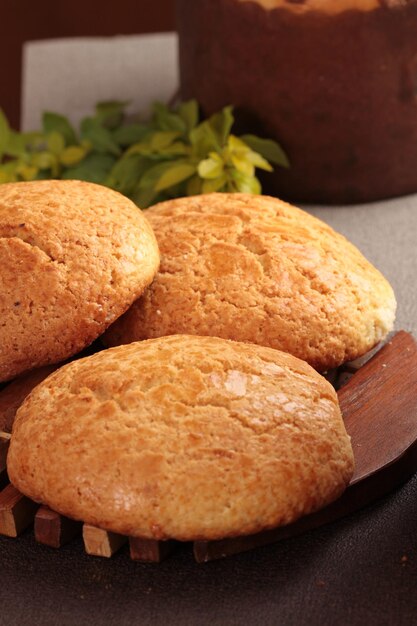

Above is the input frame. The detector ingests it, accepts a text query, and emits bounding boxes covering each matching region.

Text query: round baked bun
[8,335,354,541]
[0,180,159,382]
[105,193,396,371]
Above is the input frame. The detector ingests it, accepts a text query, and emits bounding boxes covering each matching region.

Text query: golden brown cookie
[105,193,396,371]
[0,180,159,382]
[8,335,354,541]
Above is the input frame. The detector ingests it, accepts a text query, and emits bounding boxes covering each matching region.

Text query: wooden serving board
[1,331,416,563]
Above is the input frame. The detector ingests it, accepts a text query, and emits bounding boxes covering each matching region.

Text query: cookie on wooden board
[105,193,396,371]
[8,335,354,541]
[0,180,159,382]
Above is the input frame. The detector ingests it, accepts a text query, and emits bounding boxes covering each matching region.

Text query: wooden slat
[0,484,38,537]
[34,506,82,548]
[129,537,177,562]
[0,367,58,433]
[82,524,127,558]
[0,341,104,434]
[338,331,417,483]
[0,437,10,473]
[0,470,9,491]
[194,331,417,562]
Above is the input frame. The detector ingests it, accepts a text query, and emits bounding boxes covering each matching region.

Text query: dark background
[0,0,176,129]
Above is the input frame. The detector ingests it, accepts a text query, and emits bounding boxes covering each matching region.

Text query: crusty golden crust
[237,0,391,15]
[8,335,354,541]
[0,180,159,382]
[105,193,396,371]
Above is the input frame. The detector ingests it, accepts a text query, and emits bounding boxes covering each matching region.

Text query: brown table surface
[1,194,416,625]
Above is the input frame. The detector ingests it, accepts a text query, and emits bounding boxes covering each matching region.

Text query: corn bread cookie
[8,335,354,541]
[105,194,396,371]
[0,180,159,382]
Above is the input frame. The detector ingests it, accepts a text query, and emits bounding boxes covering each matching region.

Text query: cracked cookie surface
[8,335,354,541]
[105,193,396,371]
[0,180,159,381]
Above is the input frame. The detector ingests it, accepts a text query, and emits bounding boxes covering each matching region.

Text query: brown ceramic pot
[177,0,417,204]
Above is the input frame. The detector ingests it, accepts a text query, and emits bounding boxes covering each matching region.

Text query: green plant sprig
[0,100,289,208]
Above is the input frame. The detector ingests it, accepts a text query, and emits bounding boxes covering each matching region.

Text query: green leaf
[5,131,30,158]
[80,139,93,151]
[112,123,149,146]
[0,161,19,183]
[62,153,116,184]
[202,175,228,194]
[95,100,129,129]
[0,170,12,184]
[47,132,65,155]
[154,162,196,192]
[106,155,148,195]
[0,109,10,158]
[132,184,160,209]
[16,164,39,181]
[43,112,77,146]
[227,135,250,153]
[0,98,287,204]
[60,145,88,167]
[31,151,55,170]
[198,154,224,180]
[245,150,273,172]
[126,138,188,159]
[231,171,262,194]
[152,102,186,133]
[0,160,19,172]
[208,106,234,146]
[80,118,121,156]
[24,132,47,151]
[190,122,221,158]
[177,100,199,132]
[137,161,179,190]
[159,142,189,157]
[150,131,181,151]
[230,154,255,178]
[186,175,203,197]
[124,141,153,158]
[240,135,290,168]
[227,135,272,173]
[50,155,60,177]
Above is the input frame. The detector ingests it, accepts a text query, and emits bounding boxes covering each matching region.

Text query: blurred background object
[5,0,417,205]
[0,0,175,129]
[177,0,417,204]
[22,35,178,130]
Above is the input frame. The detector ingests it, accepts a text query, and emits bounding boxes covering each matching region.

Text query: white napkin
[21,33,179,131]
